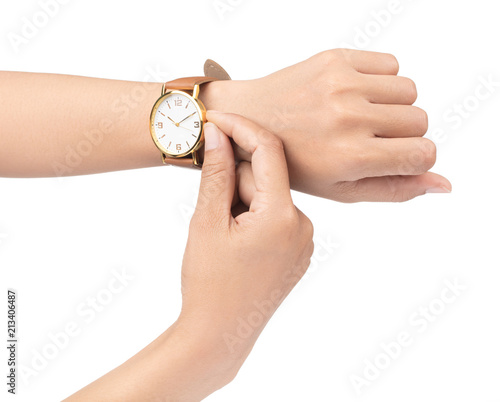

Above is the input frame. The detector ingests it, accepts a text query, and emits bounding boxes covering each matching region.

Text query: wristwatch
[149,59,230,168]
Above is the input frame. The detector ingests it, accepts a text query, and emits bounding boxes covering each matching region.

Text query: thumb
[195,122,235,224]
[332,172,452,203]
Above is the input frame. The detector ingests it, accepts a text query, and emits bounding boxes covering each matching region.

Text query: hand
[201,49,452,203]
[179,114,314,376]
[65,114,314,402]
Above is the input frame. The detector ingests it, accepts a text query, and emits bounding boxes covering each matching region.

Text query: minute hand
[178,112,197,125]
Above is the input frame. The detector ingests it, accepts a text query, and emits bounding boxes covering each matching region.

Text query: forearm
[0,72,163,177]
[65,318,241,401]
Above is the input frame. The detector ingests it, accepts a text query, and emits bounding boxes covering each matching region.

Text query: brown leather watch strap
[204,59,231,81]
[164,59,231,92]
[161,154,199,168]
[162,76,218,93]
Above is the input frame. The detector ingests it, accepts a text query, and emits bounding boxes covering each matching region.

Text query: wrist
[199,79,250,116]
[168,315,246,388]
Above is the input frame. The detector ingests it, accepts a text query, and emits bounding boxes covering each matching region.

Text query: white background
[0,0,499,401]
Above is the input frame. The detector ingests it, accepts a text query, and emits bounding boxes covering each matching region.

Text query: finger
[236,161,256,207]
[344,137,437,181]
[338,49,399,75]
[332,172,452,203]
[362,75,418,105]
[195,123,235,225]
[368,104,428,138]
[207,111,292,206]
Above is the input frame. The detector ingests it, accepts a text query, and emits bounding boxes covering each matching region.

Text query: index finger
[206,111,292,207]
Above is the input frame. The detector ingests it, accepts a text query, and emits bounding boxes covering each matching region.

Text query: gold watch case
[149,86,206,162]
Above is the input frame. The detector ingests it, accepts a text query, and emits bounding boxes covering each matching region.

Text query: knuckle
[401,77,418,102]
[329,102,355,127]
[389,188,414,203]
[388,180,423,203]
[335,48,357,62]
[201,162,231,198]
[352,145,372,167]
[202,159,226,181]
[232,113,248,128]
[327,79,350,97]
[279,206,300,231]
[225,113,251,135]
[335,142,369,179]
[413,107,429,134]
[318,49,342,65]
[383,176,421,203]
[406,138,436,174]
[326,70,358,96]
[261,131,284,152]
[333,180,361,203]
[386,53,400,74]
[421,138,437,169]
[302,215,314,241]
[381,176,411,203]
[229,117,246,136]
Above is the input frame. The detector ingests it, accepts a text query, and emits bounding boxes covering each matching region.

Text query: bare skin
[0,49,450,202]
[65,114,314,401]
[204,49,451,202]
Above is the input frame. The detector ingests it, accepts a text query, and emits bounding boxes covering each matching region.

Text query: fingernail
[426,186,452,194]
[204,123,220,151]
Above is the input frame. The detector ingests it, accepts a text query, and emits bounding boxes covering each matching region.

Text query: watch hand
[167,116,179,127]
[178,111,196,125]
[177,125,195,133]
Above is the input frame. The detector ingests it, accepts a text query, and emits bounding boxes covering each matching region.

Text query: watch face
[150,91,203,157]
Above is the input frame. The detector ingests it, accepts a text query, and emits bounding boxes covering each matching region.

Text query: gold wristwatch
[149,59,230,168]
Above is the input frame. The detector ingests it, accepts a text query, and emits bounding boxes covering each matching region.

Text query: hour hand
[167,116,179,127]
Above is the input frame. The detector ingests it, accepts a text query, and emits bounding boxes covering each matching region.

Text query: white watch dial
[152,92,202,156]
